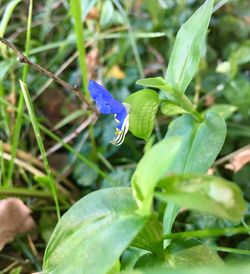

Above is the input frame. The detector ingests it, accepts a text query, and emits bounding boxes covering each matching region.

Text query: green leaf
[163,203,179,247]
[169,245,223,267]
[156,174,246,222]
[165,0,214,93]
[125,89,160,141]
[223,75,250,118]
[234,40,250,66]
[121,247,147,271]
[162,111,226,240]
[9,267,22,274]
[19,80,60,219]
[126,264,250,274]
[54,109,85,130]
[204,104,237,120]
[132,215,163,256]
[0,0,21,37]
[161,100,187,116]
[100,0,114,27]
[131,137,181,215]
[165,112,226,173]
[134,245,222,270]
[136,77,173,92]
[0,58,16,81]
[43,187,146,274]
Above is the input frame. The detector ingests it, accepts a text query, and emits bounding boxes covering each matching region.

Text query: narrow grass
[19,80,60,219]
[164,226,250,240]
[0,96,107,177]
[0,140,6,185]
[7,0,33,185]
[69,0,89,97]
[69,0,97,160]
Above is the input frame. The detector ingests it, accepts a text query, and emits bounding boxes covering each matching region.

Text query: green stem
[0,96,107,178]
[7,0,33,185]
[70,0,97,160]
[178,94,203,122]
[113,0,144,78]
[19,80,60,219]
[161,84,203,122]
[164,226,250,240]
[209,245,250,256]
[70,0,89,97]
[0,141,6,185]
[0,187,52,198]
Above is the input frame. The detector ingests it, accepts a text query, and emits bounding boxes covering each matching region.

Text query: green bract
[165,0,214,93]
[125,89,160,141]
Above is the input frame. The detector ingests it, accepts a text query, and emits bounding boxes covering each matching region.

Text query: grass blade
[70,0,89,96]
[7,0,33,185]
[19,80,60,219]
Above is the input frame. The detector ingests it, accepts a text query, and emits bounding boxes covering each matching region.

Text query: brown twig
[0,36,97,113]
[214,145,250,166]
[41,114,97,158]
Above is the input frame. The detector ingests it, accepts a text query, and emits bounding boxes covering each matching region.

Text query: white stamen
[111,114,129,146]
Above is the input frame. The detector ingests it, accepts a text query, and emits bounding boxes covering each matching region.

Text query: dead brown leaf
[224,147,250,173]
[0,198,36,251]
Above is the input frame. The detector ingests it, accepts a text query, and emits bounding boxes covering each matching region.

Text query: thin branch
[0,36,97,113]
[41,114,97,158]
[214,145,250,166]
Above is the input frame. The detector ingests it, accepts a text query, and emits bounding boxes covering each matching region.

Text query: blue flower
[88,80,130,145]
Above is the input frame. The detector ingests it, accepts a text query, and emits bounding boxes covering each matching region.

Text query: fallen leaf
[225,147,250,173]
[0,198,36,251]
[107,65,125,79]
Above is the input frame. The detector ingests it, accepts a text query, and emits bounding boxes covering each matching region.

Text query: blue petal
[95,96,111,114]
[88,80,129,145]
[115,107,127,130]
[88,80,126,118]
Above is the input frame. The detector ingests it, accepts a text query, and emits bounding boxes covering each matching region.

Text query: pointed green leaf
[132,215,163,256]
[204,104,237,120]
[223,75,250,118]
[132,137,181,215]
[43,187,146,274]
[156,174,246,222]
[136,77,173,92]
[163,111,226,241]
[161,100,188,116]
[165,112,226,173]
[125,89,160,141]
[170,245,223,267]
[165,0,214,93]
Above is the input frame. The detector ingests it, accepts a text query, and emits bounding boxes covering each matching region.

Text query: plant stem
[7,0,33,185]
[70,0,89,97]
[19,80,60,219]
[178,94,204,122]
[209,245,250,256]
[0,37,94,110]
[0,96,106,178]
[113,0,144,78]
[70,0,98,160]
[0,187,52,198]
[164,226,250,240]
